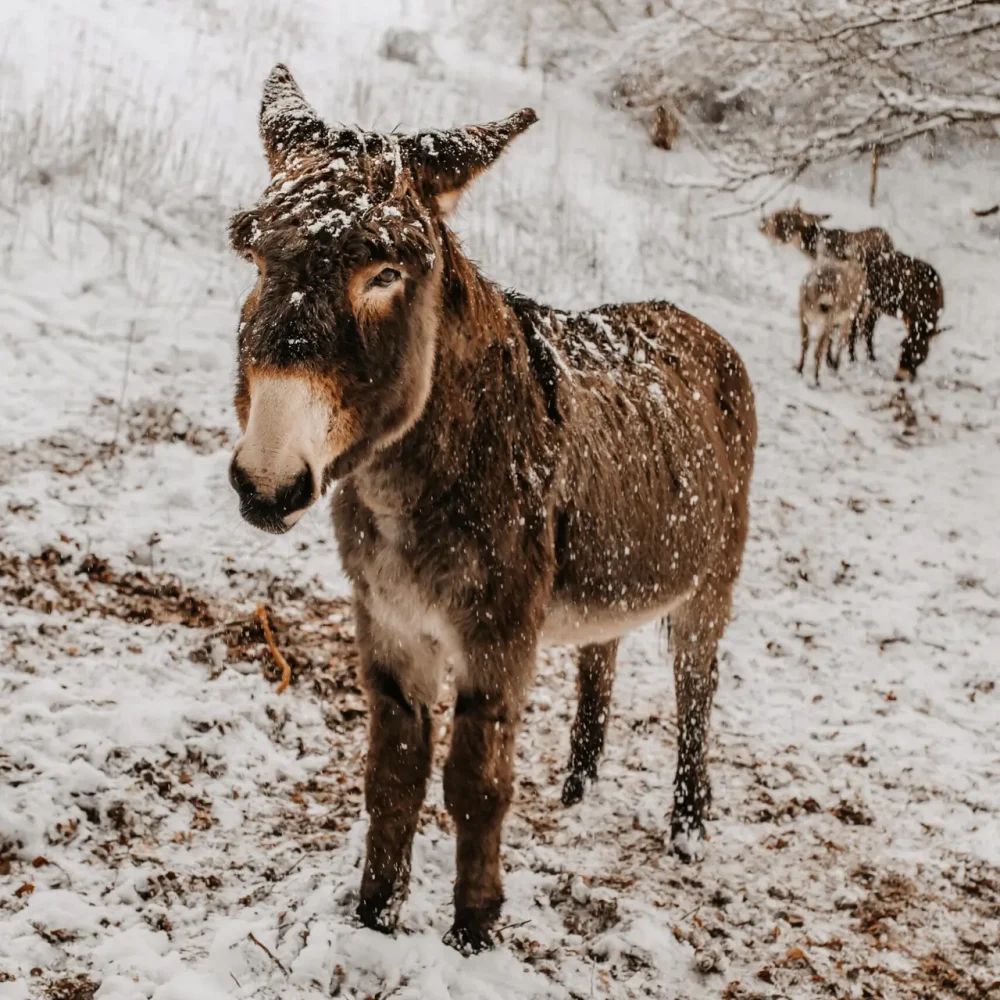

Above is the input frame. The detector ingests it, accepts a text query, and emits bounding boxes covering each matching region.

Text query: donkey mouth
[230,461,316,534]
[238,503,305,535]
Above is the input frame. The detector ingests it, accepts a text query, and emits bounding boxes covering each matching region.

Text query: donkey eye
[370,267,401,288]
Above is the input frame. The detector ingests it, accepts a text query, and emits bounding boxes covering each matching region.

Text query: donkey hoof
[356,897,398,935]
[561,770,594,806]
[670,821,707,863]
[444,908,498,955]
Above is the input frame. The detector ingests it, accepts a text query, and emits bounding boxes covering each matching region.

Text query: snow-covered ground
[2,1,999,998]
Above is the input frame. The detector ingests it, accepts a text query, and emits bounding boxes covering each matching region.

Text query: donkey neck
[800,221,822,257]
[351,235,536,513]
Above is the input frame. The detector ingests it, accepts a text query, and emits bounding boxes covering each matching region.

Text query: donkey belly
[541,591,689,646]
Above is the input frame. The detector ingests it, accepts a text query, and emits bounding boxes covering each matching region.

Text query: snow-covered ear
[259,64,326,176]
[401,108,538,216]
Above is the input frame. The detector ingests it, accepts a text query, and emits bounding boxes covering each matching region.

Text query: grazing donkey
[760,204,944,379]
[759,203,894,267]
[798,260,868,385]
[228,66,757,953]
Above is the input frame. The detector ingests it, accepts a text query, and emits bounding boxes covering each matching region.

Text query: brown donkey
[228,66,757,953]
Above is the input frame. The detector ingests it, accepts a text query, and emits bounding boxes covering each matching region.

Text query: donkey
[798,260,868,385]
[228,65,757,953]
[759,203,894,267]
[851,250,944,381]
[760,205,944,379]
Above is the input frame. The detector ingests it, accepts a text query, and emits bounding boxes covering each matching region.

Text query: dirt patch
[43,975,99,1000]
[118,398,231,455]
[0,547,220,626]
[854,871,918,935]
[550,873,621,937]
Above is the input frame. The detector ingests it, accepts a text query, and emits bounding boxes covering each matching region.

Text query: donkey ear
[259,64,326,175]
[402,108,538,215]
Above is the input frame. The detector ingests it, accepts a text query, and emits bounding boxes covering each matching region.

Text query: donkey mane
[436,221,506,334]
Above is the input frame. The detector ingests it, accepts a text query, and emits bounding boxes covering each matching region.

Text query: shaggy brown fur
[760,204,893,265]
[760,204,944,379]
[651,101,681,150]
[228,65,757,953]
[798,260,868,385]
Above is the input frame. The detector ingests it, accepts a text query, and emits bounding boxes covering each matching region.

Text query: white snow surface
[1,1,999,998]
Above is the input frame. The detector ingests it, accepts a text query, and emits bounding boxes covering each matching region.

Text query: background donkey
[760,202,894,266]
[798,260,869,385]
[760,204,944,379]
[228,65,756,953]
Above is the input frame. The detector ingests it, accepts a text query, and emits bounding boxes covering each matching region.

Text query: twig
[278,853,306,882]
[877,635,911,652]
[972,204,999,216]
[678,903,701,922]
[869,144,881,207]
[496,917,532,936]
[804,401,835,418]
[109,320,136,458]
[257,603,292,694]
[587,0,618,33]
[230,973,241,989]
[247,931,288,975]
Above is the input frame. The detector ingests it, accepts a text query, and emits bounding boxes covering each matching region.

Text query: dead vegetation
[0,396,230,489]
[43,976,99,1000]
[609,0,1000,186]
[0,544,357,700]
[876,386,920,436]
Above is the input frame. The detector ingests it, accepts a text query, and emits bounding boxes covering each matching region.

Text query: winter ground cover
[1,1,999,997]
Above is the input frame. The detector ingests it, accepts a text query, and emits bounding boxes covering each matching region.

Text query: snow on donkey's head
[228,65,536,533]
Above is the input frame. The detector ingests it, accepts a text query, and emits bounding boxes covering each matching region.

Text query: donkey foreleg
[814,328,831,385]
[355,609,436,933]
[796,316,809,374]
[563,640,619,806]
[858,304,878,361]
[829,320,850,371]
[443,684,521,953]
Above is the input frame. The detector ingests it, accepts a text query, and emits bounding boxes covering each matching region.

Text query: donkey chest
[358,512,470,668]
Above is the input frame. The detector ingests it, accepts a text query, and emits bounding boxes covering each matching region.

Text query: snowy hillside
[1,1,999,998]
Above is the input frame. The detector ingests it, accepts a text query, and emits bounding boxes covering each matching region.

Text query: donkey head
[758,204,831,250]
[227,66,536,533]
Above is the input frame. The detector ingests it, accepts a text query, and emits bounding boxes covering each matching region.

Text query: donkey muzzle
[229,453,316,534]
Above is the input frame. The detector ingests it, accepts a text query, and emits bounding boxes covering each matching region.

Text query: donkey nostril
[229,460,257,500]
[275,467,314,518]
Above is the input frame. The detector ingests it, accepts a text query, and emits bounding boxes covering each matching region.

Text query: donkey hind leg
[562,640,619,806]
[796,316,809,374]
[356,612,437,933]
[847,308,860,362]
[669,584,731,862]
[859,304,878,361]
[814,327,831,385]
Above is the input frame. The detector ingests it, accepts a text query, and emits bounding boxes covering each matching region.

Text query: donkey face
[759,204,830,250]
[228,66,536,533]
